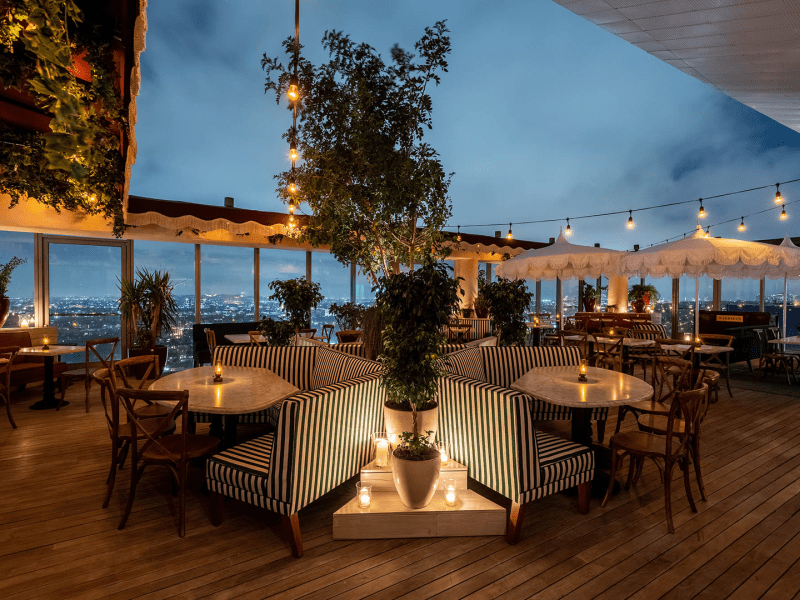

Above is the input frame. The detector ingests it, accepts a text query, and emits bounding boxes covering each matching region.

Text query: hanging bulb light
[781,204,788,220]
[288,213,295,228]
[565,218,572,236]
[456,225,461,242]
[507,223,513,240]
[288,202,295,214]
[289,141,298,162]
[626,210,635,229]
[287,74,299,102]
[698,198,706,219]
[704,226,710,238]
[775,183,783,204]
[738,216,746,232]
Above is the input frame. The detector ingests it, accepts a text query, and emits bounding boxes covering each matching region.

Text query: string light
[565,218,572,236]
[775,183,783,204]
[738,216,746,232]
[704,226,710,238]
[781,204,788,220]
[626,210,634,229]
[507,223,513,240]
[288,202,295,214]
[698,198,706,219]
[289,141,298,162]
[287,73,299,102]
[456,226,461,242]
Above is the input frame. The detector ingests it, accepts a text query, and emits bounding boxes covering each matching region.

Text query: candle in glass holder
[356,482,372,508]
[578,360,587,382]
[684,333,691,342]
[443,479,457,507]
[439,441,449,465]
[213,360,223,382]
[695,336,701,344]
[20,318,29,328]
[42,337,49,350]
[375,438,389,468]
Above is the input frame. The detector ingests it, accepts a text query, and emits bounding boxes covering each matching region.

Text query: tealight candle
[375,438,389,468]
[42,337,50,350]
[20,318,29,328]
[443,479,457,507]
[439,441,449,465]
[684,333,691,342]
[578,360,587,382]
[356,481,372,508]
[213,360,223,382]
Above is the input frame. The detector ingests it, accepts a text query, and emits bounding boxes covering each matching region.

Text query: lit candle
[42,337,49,350]
[213,360,223,382]
[360,489,371,507]
[20,319,28,328]
[444,481,457,507]
[579,360,587,381]
[375,439,389,468]
[695,336,701,344]
[684,333,691,342]
[439,442,449,465]
[356,482,372,508]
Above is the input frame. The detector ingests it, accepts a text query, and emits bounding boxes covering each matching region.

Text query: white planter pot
[392,452,441,509]
[383,402,438,449]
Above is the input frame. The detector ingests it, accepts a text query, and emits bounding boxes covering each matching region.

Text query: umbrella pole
[784,275,788,338]
[695,279,700,337]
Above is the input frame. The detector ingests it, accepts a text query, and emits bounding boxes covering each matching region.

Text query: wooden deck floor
[3,367,800,599]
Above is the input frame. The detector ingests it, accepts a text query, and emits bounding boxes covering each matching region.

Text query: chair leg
[103,440,120,508]
[210,490,224,526]
[282,513,303,558]
[614,406,627,435]
[85,377,92,413]
[724,370,732,397]
[119,464,144,530]
[601,448,619,508]
[2,391,16,429]
[178,462,187,538]
[505,501,527,545]
[57,376,68,410]
[577,482,590,514]
[664,460,675,534]
[596,420,606,445]
[624,454,637,490]
[691,435,707,501]
[682,457,697,513]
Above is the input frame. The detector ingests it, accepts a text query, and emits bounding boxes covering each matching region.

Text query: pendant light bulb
[781,204,788,220]
[698,199,706,219]
[287,179,298,194]
[565,218,572,237]
[287,74,299,102]
[288,202,295,214]
[507,223,513,240]
[704,226,710,238]
[289,141,298,162]
[456,226,461,242]
[738,217,746,232]
[775,183,783,204]
[626,210,635,229]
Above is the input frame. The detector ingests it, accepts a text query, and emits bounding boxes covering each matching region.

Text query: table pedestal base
[29,356,67,410]
[210,414,239,449]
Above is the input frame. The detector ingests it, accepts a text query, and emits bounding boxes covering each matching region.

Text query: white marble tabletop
[149,365,299,414]
[511,366,653,408]
[225,333,266,344]
[768,336,800,345]
[18,345,84,357]
[526,323,556,329]
[661,344,734,355]
[563,335,655,348]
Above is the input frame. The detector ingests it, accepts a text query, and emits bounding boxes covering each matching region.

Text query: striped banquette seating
[442,346,609,442]
[204,345,383,557]
[436,354,595,544]
[297,335,497,358]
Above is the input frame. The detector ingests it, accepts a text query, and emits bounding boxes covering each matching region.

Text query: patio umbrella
[495,232,624,325]
[615,226,800,335]
[778,235,800,337]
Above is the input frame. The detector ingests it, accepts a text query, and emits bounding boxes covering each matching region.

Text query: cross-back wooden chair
[116,387,220,537]
[298,328,317,339]
[754,328,796,384]
[92,369,177,509]
[0,346,20,429]
[205,328,217,359]
[697,333,734,400]
[59,337,119,412]
[314,323,334,344]
[247,331,263,347]
[596,335,635,374]
[113,355,171,419]
[602,383,709,533]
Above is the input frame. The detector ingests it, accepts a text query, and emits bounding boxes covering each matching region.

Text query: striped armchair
[205,345,383,557]
[442,346,609,443]
[437,374,594,543]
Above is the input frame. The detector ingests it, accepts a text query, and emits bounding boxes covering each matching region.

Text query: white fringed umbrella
[615,227,800,335]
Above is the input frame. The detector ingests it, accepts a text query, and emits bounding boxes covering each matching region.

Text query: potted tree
[329,302,366,342]
[482,277,533,346]
[256,317,296,346]
[582,284,606,312]
[0,257,26,327]
[376,259,461,508]
[628,284,660,313]
[118,268,178,376]
[268,278,323,332]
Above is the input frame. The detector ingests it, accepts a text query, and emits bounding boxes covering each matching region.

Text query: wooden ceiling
[553,0,800,132]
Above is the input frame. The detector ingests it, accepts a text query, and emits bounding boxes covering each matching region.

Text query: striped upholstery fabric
[341,355,382,380]
[632,323,667,340]
[442,348,485,381]
[310,347,351,390]
[437,374,594,505]
[329,342,366,358]
[214,345,316,390]
[207,432,274,495]
[441,343,470,354]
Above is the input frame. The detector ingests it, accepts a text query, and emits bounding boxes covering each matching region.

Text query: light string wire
[451,177,800,230]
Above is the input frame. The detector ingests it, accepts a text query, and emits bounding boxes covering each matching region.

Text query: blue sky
[128,0,800,300]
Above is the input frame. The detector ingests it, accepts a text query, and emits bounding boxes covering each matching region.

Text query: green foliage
[583,284,606,300]
[482,277,533,346]
[257,317,296,347]
[118,269,178,350]
[268,278,324,330]
[0,256,26,297]
[473,269,489,317]
[628,284,660,305]
[0,0,127,236]
[329,302,366,331]
[394,430,439,461]
[262,21,453,282]
[376,260,461,435]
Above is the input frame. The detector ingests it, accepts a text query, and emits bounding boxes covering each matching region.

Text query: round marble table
[149,365,299,446]
[18,345,84,410]
[511,365,654,447]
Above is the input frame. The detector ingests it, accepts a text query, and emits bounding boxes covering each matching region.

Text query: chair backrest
[768,327,781,341]
[85,337,119,373]
[598,335,626,371]
[205,328,217,354]
[752,328,768,355]
[336,330,363,343]
[92,367,119,439]
[0,346,20,391]
[651,355,693,402]
[321,324,334,343]
[247,331,263,347]
[665,383,709,461]
[699,333,734,347]
[116,387,189,462]
[114,355,160,390]
[298,329,317,338]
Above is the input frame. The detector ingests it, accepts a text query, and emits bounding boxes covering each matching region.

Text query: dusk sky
[126,0,800,301]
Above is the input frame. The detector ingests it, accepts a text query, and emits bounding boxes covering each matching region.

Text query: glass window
[0,231,34,327]
[312,252,350,334]
[355,266,376,306]
[134,240,196,372]
[200,245,255,324]
[260,248,307,322]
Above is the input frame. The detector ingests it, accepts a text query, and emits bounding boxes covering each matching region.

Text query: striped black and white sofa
[436,370,595,544]
[630,322,667,339]
[204,345,383,557]
[441,346,609,443]
[296,335,497,358]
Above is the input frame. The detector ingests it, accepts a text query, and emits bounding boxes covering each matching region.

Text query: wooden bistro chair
[59,337,119,412]
[596,334,635,375]
[247,331,263,347]
[116,387,220,537]
[204,328,217,361]
[298,328,317,339]
[0,346,20,429]
[336,330,363,343]
[113,355,171,419]
[602,384,709,534]
[754,328,797,384]
[92,369,176,509]
[313,324,334,344]
[697,333,734,400]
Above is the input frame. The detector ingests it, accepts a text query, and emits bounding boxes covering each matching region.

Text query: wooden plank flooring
[3,367,800,599]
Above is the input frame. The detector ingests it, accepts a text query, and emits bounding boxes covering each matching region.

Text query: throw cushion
[535,430,594,486]
[207,432,274,496]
